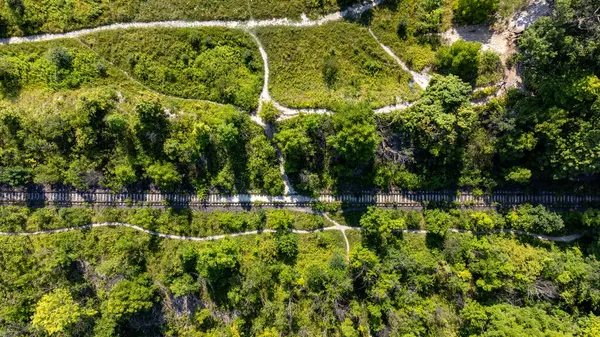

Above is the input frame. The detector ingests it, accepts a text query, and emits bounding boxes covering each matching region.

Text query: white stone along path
[0,214,585,261]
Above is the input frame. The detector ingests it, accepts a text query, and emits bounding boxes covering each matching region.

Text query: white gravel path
[0,0,384,45]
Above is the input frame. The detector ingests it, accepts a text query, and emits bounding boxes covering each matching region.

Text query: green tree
[0,57,19,96]
[197,238,241,289]
[191,122,212,157]
[248,136,283,195]
[146,162,182,192]
[134,101,169,157]
[275,127,314,173]
[327,103,380,167]
[105,275,156,319]
[349,244,382,290]
[110,163,137,189]
[436,40,482,84]
[32,288,95,336]
[424,209,453,236]
[404,74,473,158]
[360,207,405,248]
[216,122,240,151]
[63,158,101,190]
[267,210,294,230]
[275,232,299,264]
[46,47,73,69]
[506,204,564,234]
[505,167,532,184]
[258,102,281,124]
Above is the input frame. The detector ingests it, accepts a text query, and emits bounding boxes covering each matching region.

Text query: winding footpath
[0,214,586,261]
[0,0,385,45]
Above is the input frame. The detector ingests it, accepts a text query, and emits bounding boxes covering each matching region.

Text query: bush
[506,204,564,234]
[505,167,531,184]
[322,49,339,88]
[454,0,499,24]
[46,47,73,69]
[436,40,482,84]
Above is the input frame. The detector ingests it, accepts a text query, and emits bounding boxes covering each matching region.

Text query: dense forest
[2,205,600,335]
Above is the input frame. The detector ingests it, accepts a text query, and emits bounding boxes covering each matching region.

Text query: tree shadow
[425,232,445,250]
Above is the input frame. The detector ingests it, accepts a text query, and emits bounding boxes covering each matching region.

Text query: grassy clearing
[369,0,453,72]
[255,21,420,109]
[80,28,263,110]
[0,0,365,37]
[0,37,232,111]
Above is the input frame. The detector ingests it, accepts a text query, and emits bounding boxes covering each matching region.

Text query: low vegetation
[454,0,531,24]
[256,21,419,109]
[331,204,585,236]
[80,28,264,110]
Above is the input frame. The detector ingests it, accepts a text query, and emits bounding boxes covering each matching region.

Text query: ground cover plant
[255,21,420,109]
[0,0,366,37]
[80,28,264,110]
[2,205,600,336]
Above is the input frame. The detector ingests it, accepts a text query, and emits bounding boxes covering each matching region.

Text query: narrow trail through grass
[0,216,586,263]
